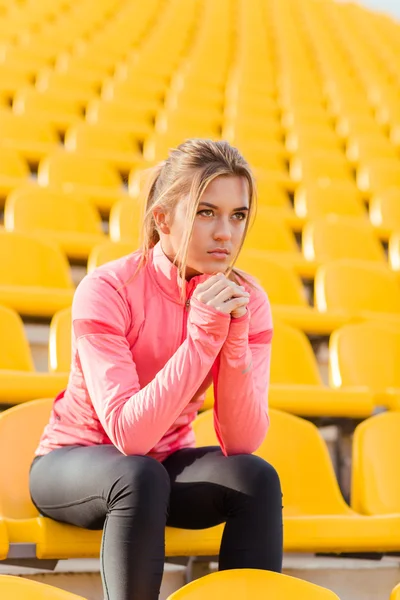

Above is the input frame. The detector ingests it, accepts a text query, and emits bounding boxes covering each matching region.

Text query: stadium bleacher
[0,0,400,597]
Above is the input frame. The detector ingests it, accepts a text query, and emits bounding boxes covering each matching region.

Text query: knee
[230,454,282,499]
[107,456,171,509]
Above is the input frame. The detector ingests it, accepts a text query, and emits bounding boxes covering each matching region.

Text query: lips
[208,249,230,259]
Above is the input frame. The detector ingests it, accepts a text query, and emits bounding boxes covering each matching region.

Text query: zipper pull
[185,299,190,310]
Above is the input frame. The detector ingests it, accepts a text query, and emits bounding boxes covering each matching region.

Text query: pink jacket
[36,242,273,461]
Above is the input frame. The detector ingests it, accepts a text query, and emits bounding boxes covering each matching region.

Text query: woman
[30,139,283,600]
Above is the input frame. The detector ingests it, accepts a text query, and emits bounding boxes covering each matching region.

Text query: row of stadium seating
[0,400,399,563]
[3,303,400,418]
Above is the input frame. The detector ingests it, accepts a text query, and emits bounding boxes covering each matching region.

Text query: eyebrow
[198,202,249,211]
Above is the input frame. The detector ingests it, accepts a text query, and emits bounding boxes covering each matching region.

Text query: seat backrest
[0,304,34,370]
[0,147,30,177]
[193,409,349,516]
[0,574,88,599]
[109,197,144,244]
[369,188,400,230]
[65,123,139,154]
[270,321,322,385]
[167,569,339,600]
[295,184,366,219]
[38,152,122,188]
[244,216,299,253]
[87,241,136,273]
[0,231,73,288]
[329,322,400,389]
[352,412,400,515]
[315,260,400,314]
[0,112,59,143]
[0,399,53,518]
[303,216,385,262]
[4,186,103,235]
[235,252,307,307]
[13,87,82,115]
[49,307,72,373]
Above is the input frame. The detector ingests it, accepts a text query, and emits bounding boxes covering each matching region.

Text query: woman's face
[159,175,250,279]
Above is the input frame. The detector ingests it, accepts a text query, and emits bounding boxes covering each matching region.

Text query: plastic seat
[290,151,353,184]
[391,584,400,600]
[38,152,127,215]
[242,215,318,279]
[65,123,143,174]
[0,231,74,318]
[357,159,400,196]
[315,260,400,325]
[13,88,84,133]
[235,254,347,334]
[0,113,60,165]
[0,64,33,102]
[85,99,154,140]
[193,409,400,553]
[109,197,143,244]
[254,179,302,231]
[35,69,99,104]
[389,232,400,272]
[303,216,386,263]
[346,134,398,165]
[268,321,373,417]
[285,128,342,155]
[352,412,400,515]
[330,322,400,410]
[4,186,106,261]
[87,241,136,273]
[0,399,223,560]
[0,575,87,599]
[0,304,68,403]
[295,184,367,220]
[167,569,339,600]
[369,189,400,239]
[0,148,30,205]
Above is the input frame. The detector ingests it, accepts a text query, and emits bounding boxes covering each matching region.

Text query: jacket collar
[150,241,210,304]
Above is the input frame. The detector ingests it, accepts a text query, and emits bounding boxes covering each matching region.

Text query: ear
[152,207,171,234]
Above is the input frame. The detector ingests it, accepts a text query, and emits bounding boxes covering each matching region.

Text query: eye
[197,209,214,217]
[232,212,247,221]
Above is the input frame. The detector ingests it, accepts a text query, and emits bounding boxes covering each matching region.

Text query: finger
[210,285,240,306]
[196,280,233,304]
[223,296,250,312]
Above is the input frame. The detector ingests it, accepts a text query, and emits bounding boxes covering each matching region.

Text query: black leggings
[30,445,283,600]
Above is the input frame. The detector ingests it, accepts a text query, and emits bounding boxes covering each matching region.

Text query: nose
[213,216,232,241]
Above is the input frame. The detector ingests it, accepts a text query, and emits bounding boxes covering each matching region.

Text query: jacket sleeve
[211,287,273,455]
[73,274,230,455]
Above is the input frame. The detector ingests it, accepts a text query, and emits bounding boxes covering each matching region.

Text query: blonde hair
[137,138,256,292]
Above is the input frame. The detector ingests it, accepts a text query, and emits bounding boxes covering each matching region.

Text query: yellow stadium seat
[101,78,166,106]
[268,321,373,417]
[0,64,33,102]
[369,189,400,239]
[0,304,68,403]
[346,134,398,165]
[35,69,99,104]
[49,307,71,374]
[37,152,127,215]
[392,584,400,600]
[235,254,347,334]
[285,128,342,155]
[12,88,84,133]
[193,409,400,553]
[4,186,106,261]
[243,216,318,279]
[109,196,143,244]
[223,116,283,145]
[0,400,222,560]
[0,148,30,205]
[143,132,220,164]
[315,260,400,324]
[0,231,74,318]
[329,322,400,410]
[290,151,352,184]
[302,216,385,263]
[85,99,154,140]
[155,107,221,138]
[0,575,87,599]
[295,184,367,220]
[87,241,137,273]
[64,123,143,173]
[167,569,339,600]
[357,159,400,196]
[254,179,302,231]
[352,412,400,515]
[0,113,60,165]
[336,114,381,140]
